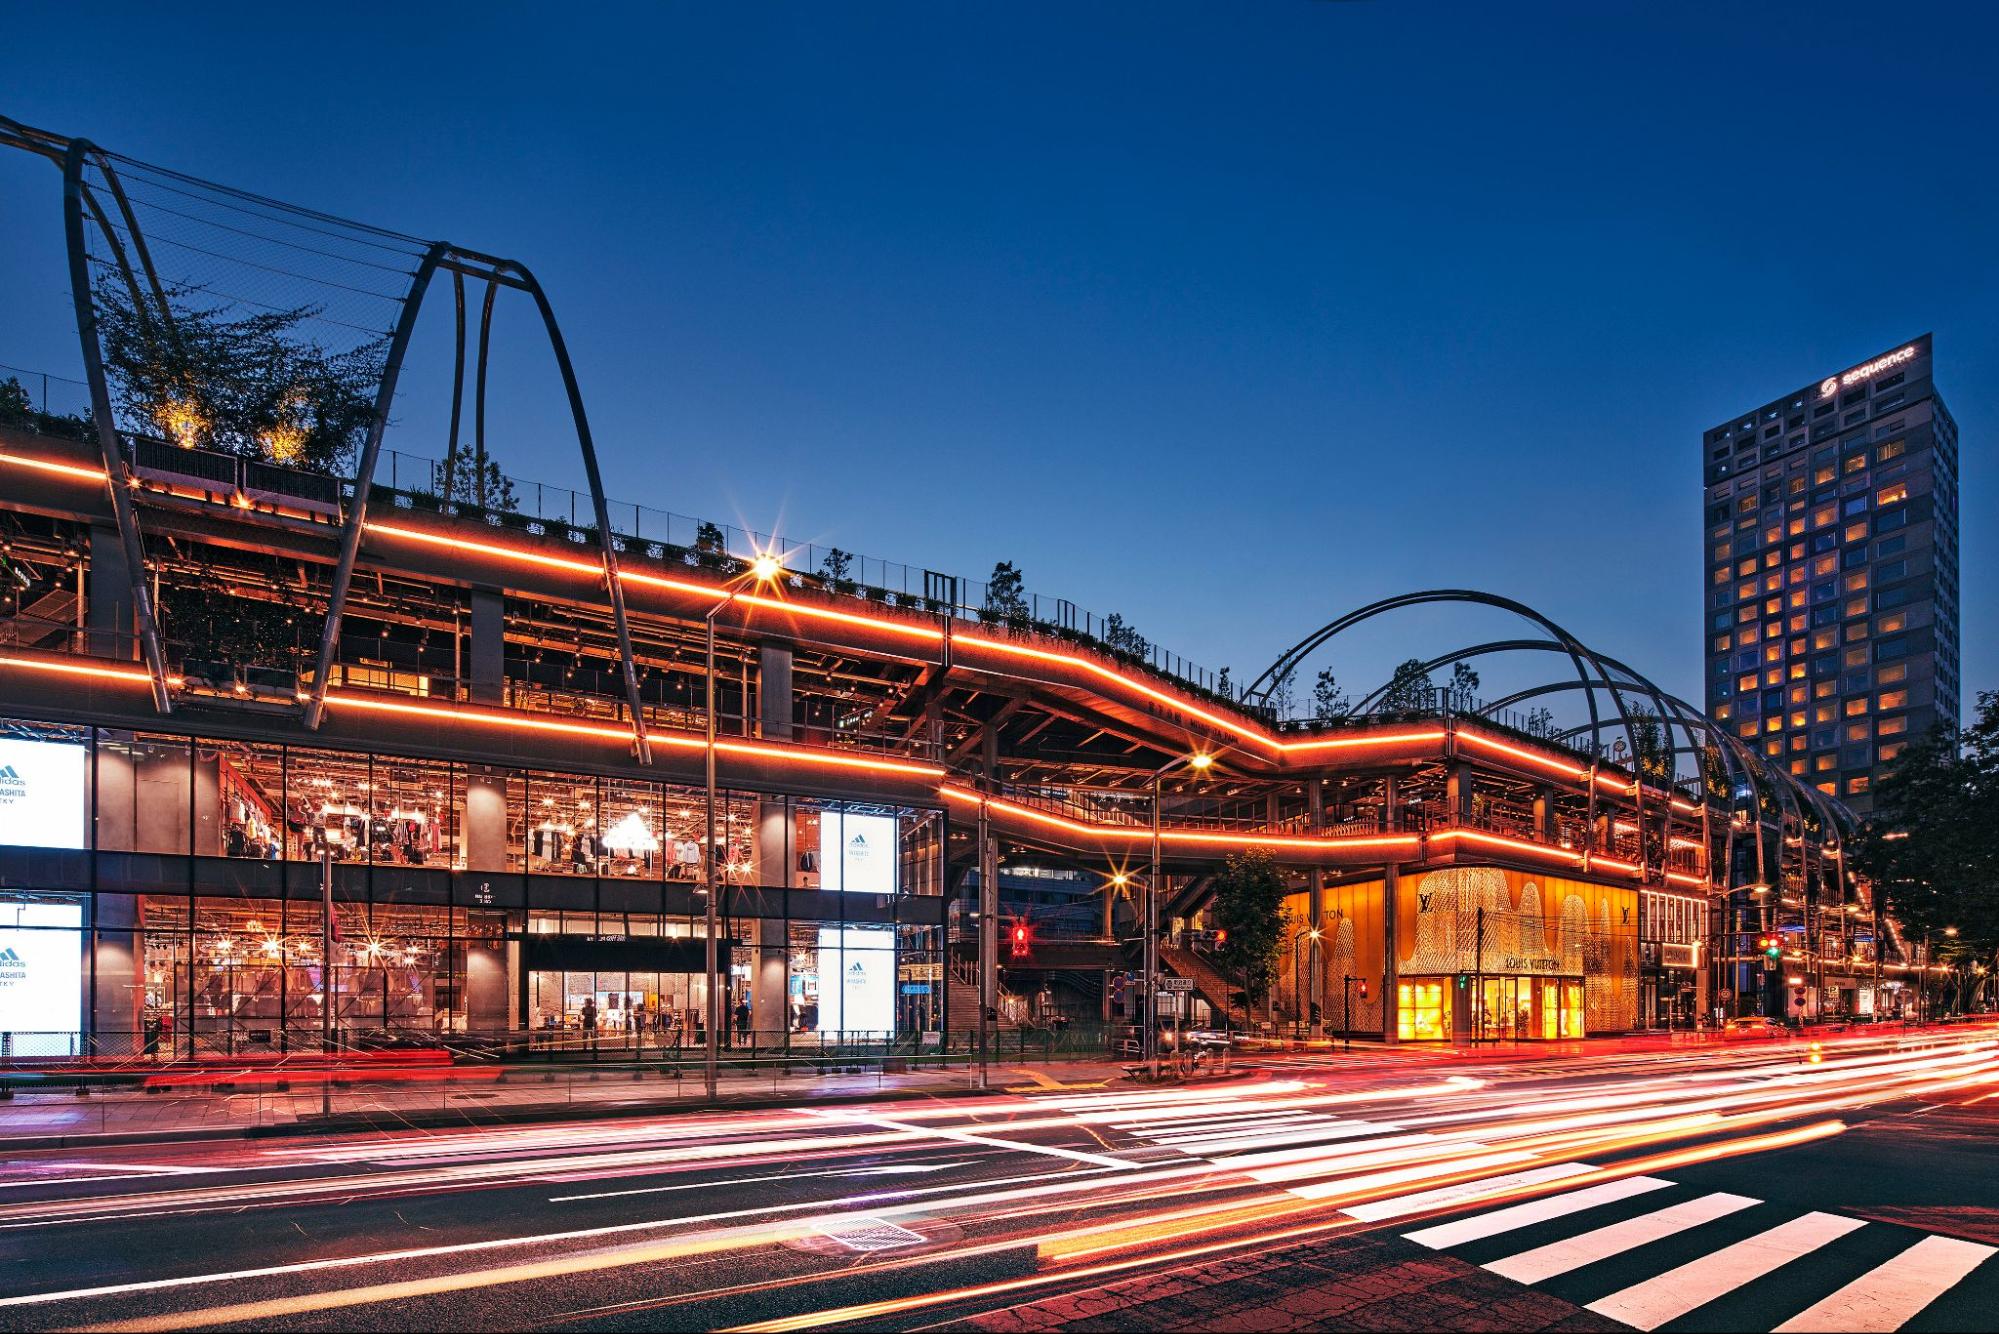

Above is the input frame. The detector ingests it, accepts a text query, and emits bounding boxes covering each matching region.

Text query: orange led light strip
[323,691,945,778]
[365,523,945,644]
[1429,827,1583,864]
[0,450,110,484]
[956,633,1450,757]
[0,455,1720,798]
[939,784,1420,853]
[1665,871,1710,889]
[0,654,183,688]
[1454,729,1588,779]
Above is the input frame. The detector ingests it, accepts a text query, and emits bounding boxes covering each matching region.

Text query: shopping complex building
[0,115,1908,1060]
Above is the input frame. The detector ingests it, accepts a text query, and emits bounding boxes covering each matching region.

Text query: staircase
[1160,944,1294,1031]
[945,959,1023,1033]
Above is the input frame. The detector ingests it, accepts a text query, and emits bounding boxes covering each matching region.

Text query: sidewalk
[0,1057,1144,1150]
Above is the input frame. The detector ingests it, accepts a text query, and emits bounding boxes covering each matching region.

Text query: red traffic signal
[1358,978,1370,1000]
[1215,929,1228,945]
[1009,923,1030,958]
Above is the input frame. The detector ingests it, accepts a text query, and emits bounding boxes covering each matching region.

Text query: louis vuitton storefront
[1283,865,1640,1041]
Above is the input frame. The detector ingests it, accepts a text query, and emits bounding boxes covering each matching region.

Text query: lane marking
[1405,1175,1674,1249]
[801,1109,1135,1169]
[1772,1233,1997,1332]
[1486,1191,1760,1284]
[548,1160,966,1202]
[1586,1210,1865,1329]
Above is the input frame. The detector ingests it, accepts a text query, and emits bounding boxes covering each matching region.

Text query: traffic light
[1215,929,1228,945]
[1358,978,1369,1000]
[1763,936,1782,960]
[1111,972,1129,1005]
[1455,973,1469,990]
[1009,922,1030,959]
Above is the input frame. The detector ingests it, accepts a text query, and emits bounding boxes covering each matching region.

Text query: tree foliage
[0,377,93,442]
[1266,663,1297,717]
[1380,658,1435,711]
[1312,667,1350,721]
[94,280,385,475]
[1624,704,1674,785]
[1103,612,1148,657]
[1447,660,1480,709]
[1209,850,1293,1006]
[1853,692,1999,958]
[985,561,1028,622]
[818,547,856,594]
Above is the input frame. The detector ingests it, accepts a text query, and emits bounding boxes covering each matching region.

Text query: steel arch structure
[1247,591,1859,889]
[0,115,655,762]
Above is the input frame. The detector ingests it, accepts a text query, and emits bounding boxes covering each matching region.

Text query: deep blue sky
[4,3,1993,711]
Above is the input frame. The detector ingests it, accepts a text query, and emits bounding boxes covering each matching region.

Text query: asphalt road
[1,1026,1994,1333]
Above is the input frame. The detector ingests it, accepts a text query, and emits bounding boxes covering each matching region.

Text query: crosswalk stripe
[1486,1192,1761,1284]
[1405,1175,1675,1249]
[1342,1161,1597,1222]
[1771,1233,1997,1333]
[1585,1211,1866,1330]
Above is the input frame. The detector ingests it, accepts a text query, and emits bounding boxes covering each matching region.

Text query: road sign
[1160,977,1195,992]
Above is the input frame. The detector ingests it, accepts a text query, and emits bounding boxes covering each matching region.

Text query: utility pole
[976,797,997,1090]
[320,849,334,1117]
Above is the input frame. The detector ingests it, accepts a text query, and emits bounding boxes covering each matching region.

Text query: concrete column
[756,796,790,889]
[1447,762,1474,825]
[87,525,136,660]
[468,588,504,705]
[759,644,793,739]
[753,918,788,1038]
[464,765,510,871]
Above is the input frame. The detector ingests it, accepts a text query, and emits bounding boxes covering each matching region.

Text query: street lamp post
[1146,750,1214,1081]
[703,553,782,1100]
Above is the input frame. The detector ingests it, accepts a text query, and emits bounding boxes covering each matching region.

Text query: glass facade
[0,715,946,1058]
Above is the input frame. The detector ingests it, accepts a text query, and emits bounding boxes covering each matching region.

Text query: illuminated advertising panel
[0,737,87,850]
[0,899,83,1053]
[819,811,896,895]
[815,925,894,1035]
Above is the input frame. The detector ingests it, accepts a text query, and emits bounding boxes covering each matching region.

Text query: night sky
[3,3,1992,714]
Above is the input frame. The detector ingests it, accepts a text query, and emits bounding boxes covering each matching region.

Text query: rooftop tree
[94,279,385,475]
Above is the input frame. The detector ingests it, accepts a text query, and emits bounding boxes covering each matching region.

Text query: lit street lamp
[704,551,783,1098]
[1147,750,1214,1080]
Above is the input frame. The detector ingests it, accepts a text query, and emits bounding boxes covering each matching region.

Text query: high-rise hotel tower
[1702,335,1960,814]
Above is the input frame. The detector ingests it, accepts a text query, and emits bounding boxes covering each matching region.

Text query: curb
[3,1066,1141,1151]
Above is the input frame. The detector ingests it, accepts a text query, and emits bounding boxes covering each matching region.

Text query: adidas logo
[0,765,20,781]
[0,948,20,964]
